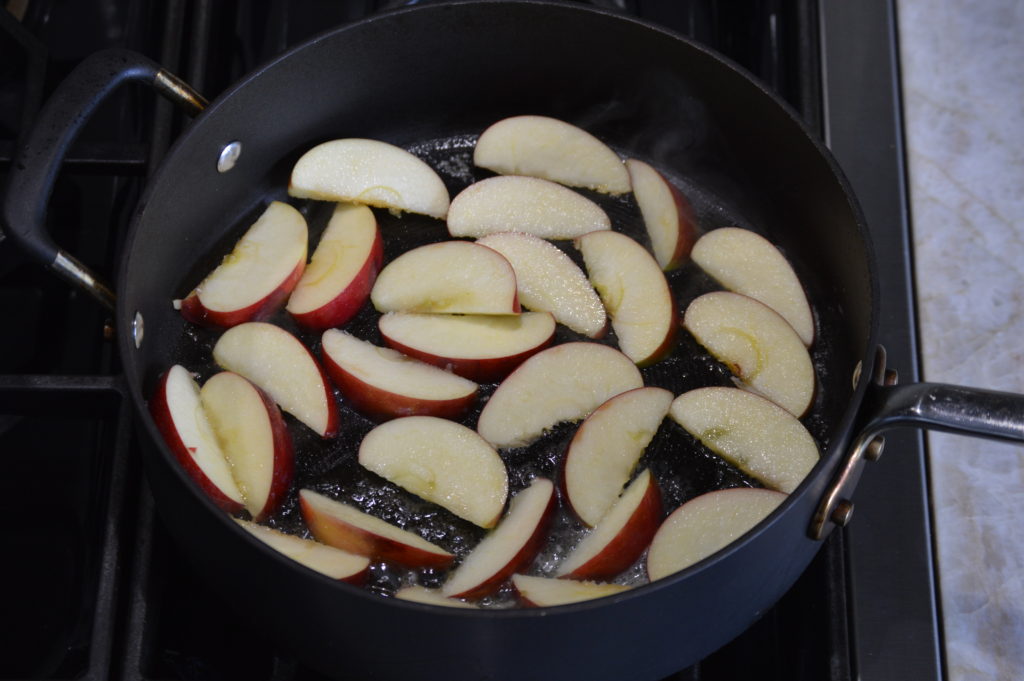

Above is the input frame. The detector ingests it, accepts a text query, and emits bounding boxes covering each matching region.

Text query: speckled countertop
[897,1,1023,679]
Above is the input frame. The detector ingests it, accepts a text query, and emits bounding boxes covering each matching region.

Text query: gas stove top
[0,2,942,679]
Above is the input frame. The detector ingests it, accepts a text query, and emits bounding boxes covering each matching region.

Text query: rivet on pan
[217,141,242,173]
[884,368,899,385]
[865,436,885,461]
[132,312,145,349]
[831,499,855,527]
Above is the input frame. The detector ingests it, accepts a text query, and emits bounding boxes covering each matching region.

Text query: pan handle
[0,48,207,311]
[810,346,1024,539]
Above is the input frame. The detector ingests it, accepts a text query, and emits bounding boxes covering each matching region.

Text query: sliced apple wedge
[476,232,607,338]
[321,329,478,422]
[557,469,662,580]
[575,230,678,366]
[669,387,819,493]
[626,159,698,271]
[178,201,307,328]
[473,115,630,195]
[476,342,643,449]
[299,489,454,569]
[378,311,556,383]
[212,322,338,438]
[682,291,815,417]
[200,372,294,521]
[447,176,610,240]
[358,416,508,529]
[691,227,814,346]
[286,203,383,331]
[646,487,786,581]
[370,241,519,315]
[442,478,555,600]
[512,574,631,607]
[149,365,244,513]
[394,586,478,609]
[288,138,450,219]
[235,519,369,584]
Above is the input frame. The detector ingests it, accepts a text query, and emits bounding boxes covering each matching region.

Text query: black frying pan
[4,3,1022,680]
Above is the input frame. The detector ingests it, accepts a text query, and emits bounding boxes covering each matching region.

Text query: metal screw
[831,499,855,527]
[217,141,242,173]
[132,311,145,349]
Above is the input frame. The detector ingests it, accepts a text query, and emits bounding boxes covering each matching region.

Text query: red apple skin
[148,370,244,514]
[320,348,478,422]
[559,477,662,581]
[179,259,306,328]
[298,493,454,569]
[288,230,384,331]
[447,488,556,600]
[379,327,556,385]
[661,179,698,271]
[245,382,296,521]
[635,292,680,368]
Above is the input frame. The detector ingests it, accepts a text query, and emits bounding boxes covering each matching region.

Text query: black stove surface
[0,2,941,680]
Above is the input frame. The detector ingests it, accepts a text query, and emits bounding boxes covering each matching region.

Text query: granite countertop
[897,1,1023,679]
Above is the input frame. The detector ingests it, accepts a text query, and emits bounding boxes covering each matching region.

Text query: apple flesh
[575,230,678,366]
[473,115,631,195]
[358,416,509,529]
[321,329,478,422]
[476,232,607,338]
[691,227,815,346]
[370,240,520,315]
[394,586,477,609]
[378,311,556,383]
[646,487,787,581]
[447,176,610,240]
[288,138,450,219]
[212,322,338,438]
[286,203,383,331]
[299,489,454,569]
[557,469,662,580]
[562,387,673,527]
[625,158,698,271]
[669,387,819,493]
[234,519,369,584]
[178,201,307,328]
[511,574,631,607]
[199,371,294,520]
[682,291,815,417]
[476,342,644,448]
[442,478,555,600]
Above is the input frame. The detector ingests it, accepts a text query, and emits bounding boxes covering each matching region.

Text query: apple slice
[442,478,555,600]
[476,232,607,338]
[288,138,450,219]
[149,365,244,513]
[447,176,610,240]
[212,322,338,438]
[669,387,819,493]
[477,342,644,448]
[646,487,786,581]
[394,586,477,609]
[625,159,698,271]
[511,574,631,607]
[562,387,673,527]
[235,519,369,584]
[682,291,815,417]
[575,230,678,366]
[178,201,307,328]
[370,241,519,315]
[299,489,454,569]
[285,203,383,331]
[473,115,631,195]
[378,311,556,383]
[691,227,814,346]
[200,372,294,520]
[359,416,509,528]
[321,329,478,421]
[557,469,662,580]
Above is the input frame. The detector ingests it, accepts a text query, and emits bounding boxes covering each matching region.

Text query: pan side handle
[810,346,1024,539]
[0,48,207,311]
